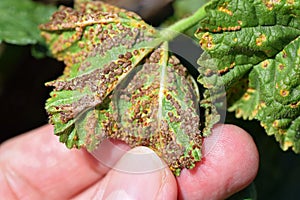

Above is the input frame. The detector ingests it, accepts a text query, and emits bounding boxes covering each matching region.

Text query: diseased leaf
[40,1,158,136]
[0,0,56,45]
[110,46,202,176]
[250,37,300,152]
[196,0,300,152]
[41,1,205,175]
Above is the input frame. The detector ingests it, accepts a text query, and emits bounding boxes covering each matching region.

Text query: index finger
[176,124,259,200]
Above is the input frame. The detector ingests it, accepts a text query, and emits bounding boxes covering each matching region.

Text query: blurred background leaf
[0,0,56,45]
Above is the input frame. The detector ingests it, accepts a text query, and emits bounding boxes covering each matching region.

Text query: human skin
[0,124,258,200]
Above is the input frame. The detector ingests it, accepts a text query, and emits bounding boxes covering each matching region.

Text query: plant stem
[160,4,208,41]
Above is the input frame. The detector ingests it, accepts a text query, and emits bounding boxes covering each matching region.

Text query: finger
[176,124,259,200]
[77,147,177,200]
[0,125,127,199]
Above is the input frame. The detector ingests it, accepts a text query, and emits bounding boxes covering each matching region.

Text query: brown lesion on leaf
[278,63,285,71]
[242,92,251,101]
[290,101,300,109]
[282,50,288,58]
[278,129,287,135]
[280,89,289,97]
[273,120,279,128]
[256,34,267,46]
[261,60,270,68]
[252,100,266,117]
[218,62,235,75]
[212,25,241,32]
[235,108,243,118]
[218,67,229,74]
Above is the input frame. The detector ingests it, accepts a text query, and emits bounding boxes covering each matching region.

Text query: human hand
[0,124,258,199]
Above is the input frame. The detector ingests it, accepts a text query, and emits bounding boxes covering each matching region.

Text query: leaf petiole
[160,3,208,41]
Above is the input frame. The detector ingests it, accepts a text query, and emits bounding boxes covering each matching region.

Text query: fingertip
[177,124,259,200]
[102,146,177,200]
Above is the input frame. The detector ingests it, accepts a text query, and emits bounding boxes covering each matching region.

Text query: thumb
[102,146,177,200]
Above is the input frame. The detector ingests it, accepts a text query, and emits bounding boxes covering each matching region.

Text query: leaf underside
[196,0,300,152]
[41,1,207,175]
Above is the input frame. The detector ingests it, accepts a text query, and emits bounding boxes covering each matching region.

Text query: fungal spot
[280,89,289,97]
[218,67,229,74]
[199,33,214,50]
[290,101,300,109]
[243,93,251,101]
[278,64,285,71]
[263,0,281,10]
[236,108,242,117]
[282,50,288,58]
[218,2,233,15]
[256,34,266,46]
[261,60,269,68]
[273,120,279,128]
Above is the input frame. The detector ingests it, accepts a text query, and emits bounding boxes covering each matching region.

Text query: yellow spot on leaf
[290,101,300,109]
[251,109,258,117]
[261,122,268,129]
[247,88,256,93]
[282,141,293,151]
[273,120,279,128]
[287,0,295,4]
[256,34,266,46]
[218,6,233,15]
[278,129,286,135]
[261,60,269,68]
[236,108,243,118]
[263,0,281,10]
[229,62,235,69]
[278,64,285,71]
[280,89,289,97]
[243,93,251,101]
[199,33,214,50]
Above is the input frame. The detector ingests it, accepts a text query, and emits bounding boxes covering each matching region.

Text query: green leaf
[0,0,56,45]
[196,0,300,152]
[250,37,300,152]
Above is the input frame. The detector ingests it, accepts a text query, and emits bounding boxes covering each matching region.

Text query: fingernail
[202,124,223,156]
[103,146,167,200]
